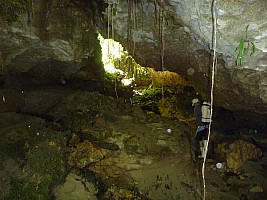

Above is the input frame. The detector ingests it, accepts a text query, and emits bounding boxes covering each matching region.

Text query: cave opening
[1,0,267,199]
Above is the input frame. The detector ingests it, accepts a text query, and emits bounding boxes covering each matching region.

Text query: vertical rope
[202,0,217,200]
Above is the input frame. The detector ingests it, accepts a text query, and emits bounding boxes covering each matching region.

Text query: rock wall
[0,0,105,85]
[101,0,267,114]
[1,0,267,115]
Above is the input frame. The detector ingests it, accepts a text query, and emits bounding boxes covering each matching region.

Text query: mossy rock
[7,174,53,200]
[6,127,68,200]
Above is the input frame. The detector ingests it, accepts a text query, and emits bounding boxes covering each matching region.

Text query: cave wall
[100,0,267,114]
[0,0,267,115]
[0,0,105,86]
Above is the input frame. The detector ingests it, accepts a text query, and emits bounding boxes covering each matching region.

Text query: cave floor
[0,88,267,200]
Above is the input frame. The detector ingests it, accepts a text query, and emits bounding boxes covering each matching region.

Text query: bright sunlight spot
[98,33,125,75]
[121,78,134,86]
[98,33,151,89]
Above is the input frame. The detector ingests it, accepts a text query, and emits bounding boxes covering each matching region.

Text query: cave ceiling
[0,0,267,114]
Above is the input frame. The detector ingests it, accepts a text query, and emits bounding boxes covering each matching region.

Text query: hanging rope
[202,0,217,200]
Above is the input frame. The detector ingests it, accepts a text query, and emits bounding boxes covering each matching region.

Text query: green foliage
[235,25,256,65]
[131,88,162,113]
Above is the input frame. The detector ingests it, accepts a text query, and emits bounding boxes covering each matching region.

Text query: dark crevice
[16,111,55,122]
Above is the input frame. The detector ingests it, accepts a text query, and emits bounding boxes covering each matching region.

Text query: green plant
[235,25,256,65]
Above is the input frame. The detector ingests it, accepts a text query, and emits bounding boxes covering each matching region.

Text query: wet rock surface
[0,88,267,199]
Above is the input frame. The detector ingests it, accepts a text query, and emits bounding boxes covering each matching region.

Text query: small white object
[167,129,172,133]
[36,132,40,136]
[22,91,24,93]
[216,163,223,169]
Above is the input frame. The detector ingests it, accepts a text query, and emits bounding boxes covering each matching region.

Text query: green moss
[160,146,172,153]
[26,137,66,180]
[7,174,53,200]
[103,112,118,122]
[5,124,67,200]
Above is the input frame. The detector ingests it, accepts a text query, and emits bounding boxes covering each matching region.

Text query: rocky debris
[216,139,262,170]
[68,140,108,169]
[1,89,267,199]
[226,140,262,170]
[249,185,264,193]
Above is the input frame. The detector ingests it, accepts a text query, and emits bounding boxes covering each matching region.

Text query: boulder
[68,141,107,168]
[216,139,262,170]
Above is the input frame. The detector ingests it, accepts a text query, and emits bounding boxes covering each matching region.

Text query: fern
[235,25,256,65]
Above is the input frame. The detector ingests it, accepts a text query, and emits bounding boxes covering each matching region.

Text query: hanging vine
[107,1,110,58]
[127,0,133,55]
[132,0,138,56]
[154,0,158,26]
[157,0,165,99]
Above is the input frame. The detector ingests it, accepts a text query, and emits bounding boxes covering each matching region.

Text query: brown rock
[68,141,107,168]
[226,140,262,170]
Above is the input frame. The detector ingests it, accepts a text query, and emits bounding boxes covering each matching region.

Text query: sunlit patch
[121,78,133,86]
[98,33,125,75]
[98,33,152,89]
[133,89,144,95]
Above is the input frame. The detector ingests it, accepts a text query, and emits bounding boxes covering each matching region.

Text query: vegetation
[235,25,256,65]
[4,123,68,200]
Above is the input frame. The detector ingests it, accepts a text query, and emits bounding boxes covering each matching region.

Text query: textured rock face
[216,140,262,170]
[0,0,104,84]
[1,0,267,115]
[103,0,267,114]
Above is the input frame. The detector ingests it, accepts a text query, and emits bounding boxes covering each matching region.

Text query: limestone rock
[249,185,264,193]
[68,141,107,168]
[217,140,262,170]
[104,0,267,114]
[1,0,267,115]
[157,96,190,120]
[53,172,98,200]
